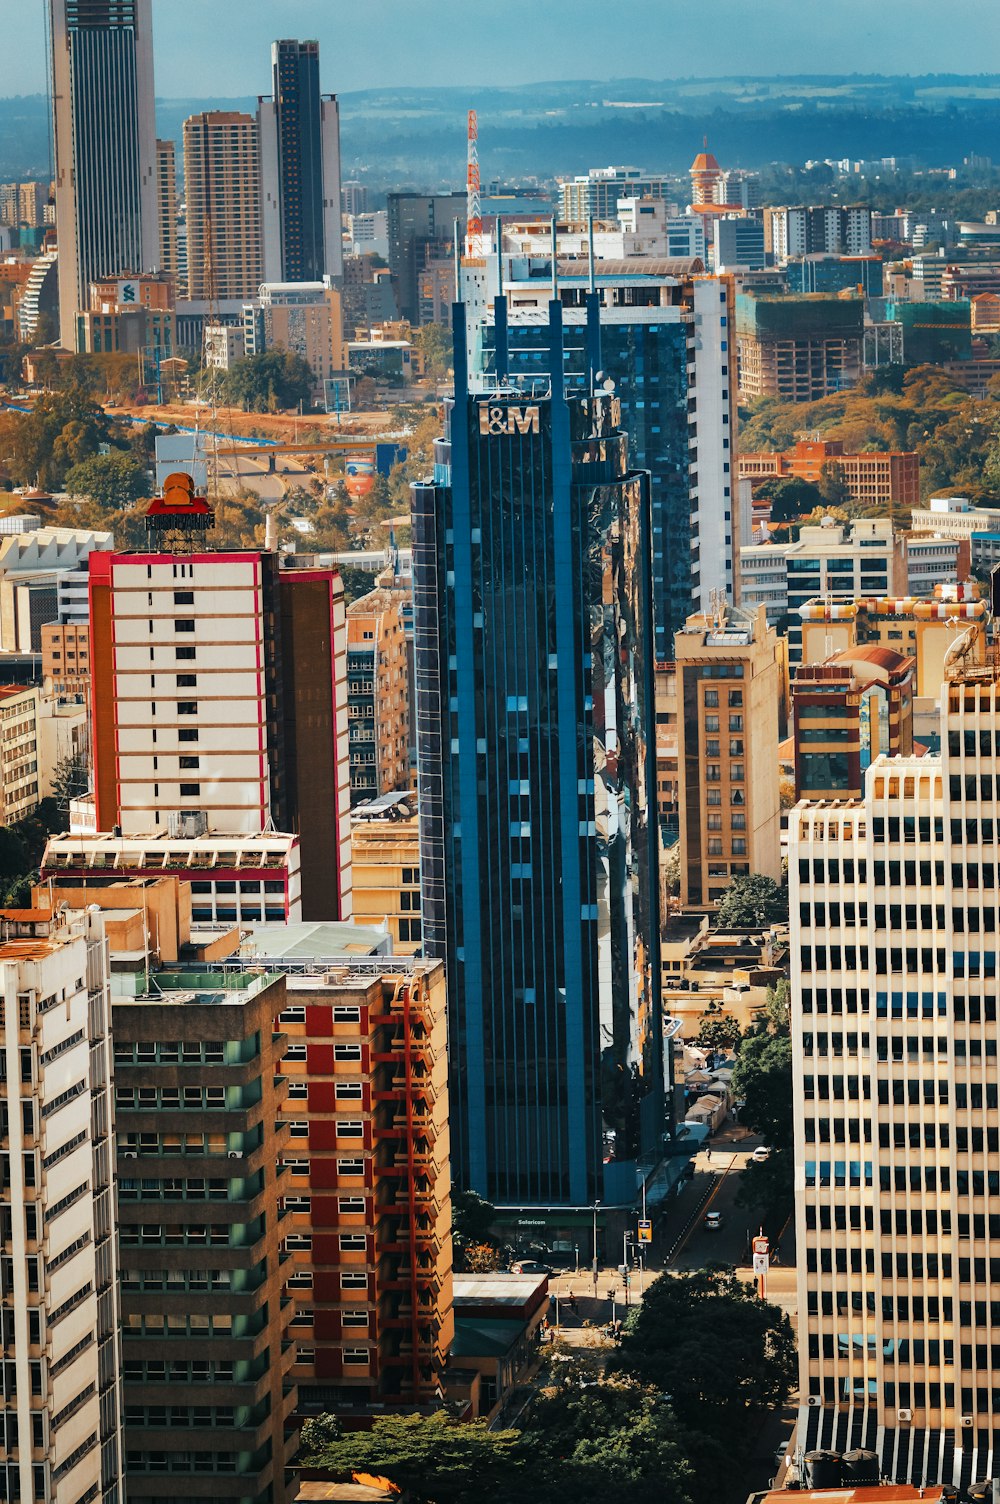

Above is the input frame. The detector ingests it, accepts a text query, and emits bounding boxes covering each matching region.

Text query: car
[510,1260,554,1277]
[704,1210,723,1231]
[752,1145,771,1163]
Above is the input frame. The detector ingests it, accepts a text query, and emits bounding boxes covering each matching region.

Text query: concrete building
[786,253,883,297]
[275,958,453,1419]
[735,293,864,401]
[42,829,303,924]
[740,517,898,659]
[155,139,179,292]
[674,604,781,909]
[346,587,410,805]
[203,322,245,371]
[245,281,344,402]
[740,438,920,517]
[715,216,766,271]
[183,112,262,301]
[0,905,124,1504]
[558,166,670,221]
[42,621,91,698]
[351,794,421,953]
[689,150,724,206]
[903,532,968,597]
[791,646,915,800]
[257,39,343,285]
[764,204,872,262]
[0,685,40,825]
[341,182,368,218]
[88,527,351,922]
[112,964,297,1502]
[413,299,663,1215]
[386,192,466,325]
[50,0,160,350]
[789,655,1000,1478]
[0,524,113,654]
[911,496,1000,542]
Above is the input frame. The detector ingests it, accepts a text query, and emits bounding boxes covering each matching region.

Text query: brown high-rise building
[113,968,298,1503]
[346,587,411,804]
[277,958,454,1419]
[155,139,179,291]
[183,112,262,300]
[689,149,723,206]
[675,603,782,909]
[792,646,915,802]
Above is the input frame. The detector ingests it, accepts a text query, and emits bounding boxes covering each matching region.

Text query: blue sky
[3,0,1000,96]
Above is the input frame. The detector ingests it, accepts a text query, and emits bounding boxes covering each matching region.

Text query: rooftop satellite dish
[602,376,617,393]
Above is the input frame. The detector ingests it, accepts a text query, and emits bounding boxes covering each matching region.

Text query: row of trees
[301,1266,796,1504]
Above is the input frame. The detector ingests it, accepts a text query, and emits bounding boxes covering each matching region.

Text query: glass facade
[414,300,662,1207]
[272,39,325,283]
[481,315,691,661]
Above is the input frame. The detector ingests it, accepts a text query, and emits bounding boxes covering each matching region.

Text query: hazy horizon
[5,0,1000,98]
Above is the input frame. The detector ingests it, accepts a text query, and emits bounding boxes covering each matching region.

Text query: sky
[4,0,1000,97]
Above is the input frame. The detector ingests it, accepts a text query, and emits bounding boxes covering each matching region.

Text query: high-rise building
[690,149,723,206]
[386,192,466,325]
[351,794,422,953]
[735,292,865,401]
[789,650,1000,1480]
[466,251,736,661]
[715,216,767,271]
[413,297,663,1215]
[112,966,297,1502]
[155,139,179,291]
[0,905,125,1504]
[346,587,410,805]
[275,957,453,1419]
[258,39,343,285]
[50,0,159,348]
[244,281,344,402]
[341,181,368,218]
[0,685,40,824]
[558,166,669,221]
[764,205,873,263]
[183,112,262,301]
[18,181,45,228]
[791,647,915,801]
[674,604,782,908]
[87,482,351,920]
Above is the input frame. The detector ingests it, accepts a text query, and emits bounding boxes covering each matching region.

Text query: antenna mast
[466,109,482,257]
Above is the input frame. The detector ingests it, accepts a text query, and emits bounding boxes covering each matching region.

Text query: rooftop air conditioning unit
[806,1395,822,1408]
[897,1408,912,1423]
[961,1415,974,1428]
[121,1151,137,1159]
[228,1151,244,1159]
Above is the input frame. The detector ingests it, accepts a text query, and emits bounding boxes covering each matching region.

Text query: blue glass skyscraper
[413,294,662,1210]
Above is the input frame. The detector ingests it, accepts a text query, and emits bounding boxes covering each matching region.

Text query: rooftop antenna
[550,215,559,301]
[587,213,596,294]
[466,109,482,257]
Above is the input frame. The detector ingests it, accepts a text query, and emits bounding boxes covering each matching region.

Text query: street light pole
[592,1199,601,1296]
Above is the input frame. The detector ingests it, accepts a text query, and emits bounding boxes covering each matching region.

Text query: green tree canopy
[9,387,116,489]
[716,873,788,928]
[221,350,315,413]
[300,1412,523,1504]
[695,1015,742,1051]
[415,322,452,380]
[64,450,147,512]
[759,475,823,523]
[610,1268,796,1469]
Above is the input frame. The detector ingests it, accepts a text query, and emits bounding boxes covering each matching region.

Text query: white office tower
[50,0,160,349]
[791,647,1000,1486]
[0,908,124,1503]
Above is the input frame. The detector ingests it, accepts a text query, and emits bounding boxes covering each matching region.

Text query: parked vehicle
[510,1259,554,1277]
[752,1145,771,1163]
[704,1210,723,1231]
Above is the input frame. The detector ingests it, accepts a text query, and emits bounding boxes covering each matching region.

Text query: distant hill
[4,76,1000,190]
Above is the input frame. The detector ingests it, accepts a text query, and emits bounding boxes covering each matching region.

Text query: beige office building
[351,796,422,953]
[790,653,1000,1479]
[155,138,179,291]
[674,604,781,909]
[183,112,262,300]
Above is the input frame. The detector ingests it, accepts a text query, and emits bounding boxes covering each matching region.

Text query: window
[179,756,199,770]
[335,1083,363,1100]
[177,702,197,715]
[334,1043,362,1061]
[336,1120,363,1138]
[339,1234,366,1251]
[179,783,201,797]
[174,591,194,605]
[333,1005,361,1023]
[175,646,196,661]
[174,620,195,633]
[339,1196,365,1213]
[177,674,197,688]
[341,1272,368,1288]
[337,1158,364,1176]
[178,728,198,742]
[343,1348,370,1365]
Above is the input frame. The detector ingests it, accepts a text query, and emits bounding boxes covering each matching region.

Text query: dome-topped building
[690,148,723,205]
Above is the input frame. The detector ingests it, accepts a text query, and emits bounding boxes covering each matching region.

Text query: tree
[610,1268,796,1468]
[415,322,452,380]
[451,1187,497,1270]
[8,387,116,490]
[715,873,788,928]
[221,350,315,413]
[51,752,89,812]
[730,1029,793,1152]
[695,1014,742,1051]
[300,1412,524,1504]
[759,476,823,524]
[64,451,147,512]
[818,460,853,509]
[463,1241,504,1273]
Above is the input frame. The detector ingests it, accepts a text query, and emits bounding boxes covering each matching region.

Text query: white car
[752,1145,771,1163]
[704,1210,723,1231]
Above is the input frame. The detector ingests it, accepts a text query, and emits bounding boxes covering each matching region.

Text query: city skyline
[5,1,1000,97]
